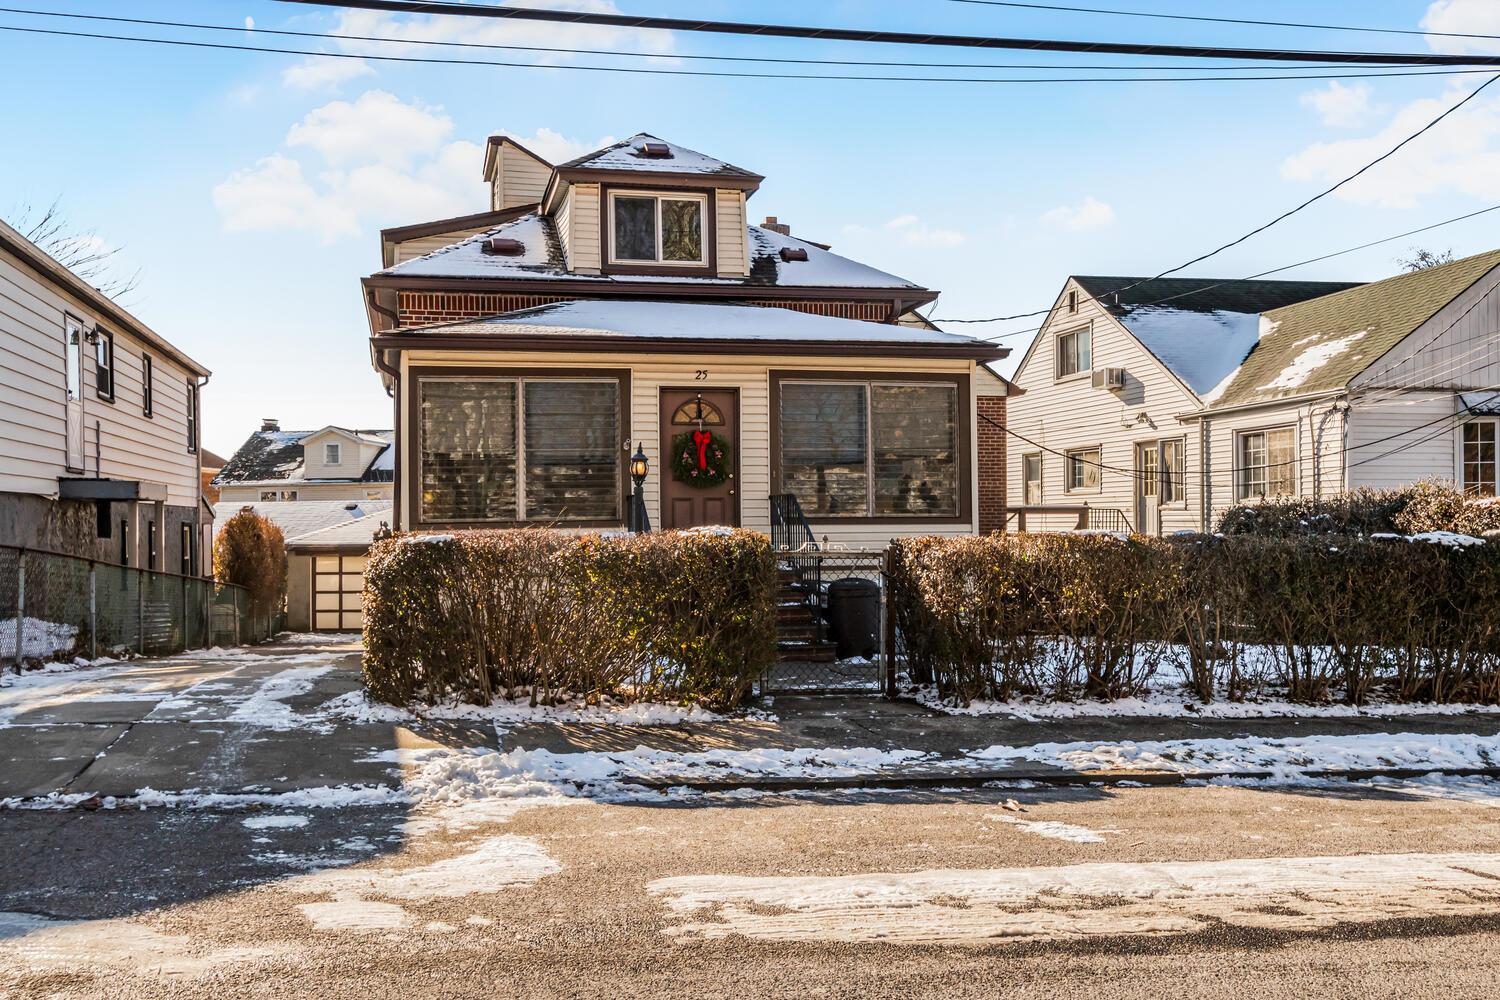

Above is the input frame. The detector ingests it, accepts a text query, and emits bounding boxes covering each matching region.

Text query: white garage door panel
[313,552,366,632]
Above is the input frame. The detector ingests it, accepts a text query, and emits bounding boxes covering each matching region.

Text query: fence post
[203,582,211,650]
[180,575,189,653]
[89,563,97,661]
[13,552,24,668]
[882,545,897,700]
[136,569,145,656]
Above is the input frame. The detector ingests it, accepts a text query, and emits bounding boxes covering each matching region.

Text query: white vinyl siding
[1,247,200,504]
[492,142,551,211]
[715,189,748,277]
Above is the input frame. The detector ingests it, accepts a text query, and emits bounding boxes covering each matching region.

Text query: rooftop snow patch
[556,133,760,179]
[404,299,989,349]
[1256,330,1367,392]
[1116,307,1261,397]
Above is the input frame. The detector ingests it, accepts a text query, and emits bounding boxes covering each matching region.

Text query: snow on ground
[0,617,78,662]
[225,666,333,730]
[646,851,1500,944]
[0,910,287,975]
[987,814,1111,844]
[242,813,311,830]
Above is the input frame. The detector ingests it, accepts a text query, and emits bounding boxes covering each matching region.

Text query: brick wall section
[977,395,1008,534]
[395,291,893,327]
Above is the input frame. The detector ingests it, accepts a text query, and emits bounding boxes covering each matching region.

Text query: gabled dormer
[539,133,762,280]
[298,427,391,481]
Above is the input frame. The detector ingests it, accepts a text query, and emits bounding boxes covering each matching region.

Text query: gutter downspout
[372,349,402,531]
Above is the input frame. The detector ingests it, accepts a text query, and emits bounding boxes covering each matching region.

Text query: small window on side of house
[325,443,341,465]
[94,329,115,401]
[142,354,154,417]
[1065,447,1102,493]
[260,490,279,502]
[1161,438,1186,503]
[180,523,194,576]
[186,379,199,453]
[1463,420,1497,497]
[281,490,299,501]
[1023,453,1043,505]
[1236,427,1296,500]
[1056,327,1092,379]
[1067,290,1078,314]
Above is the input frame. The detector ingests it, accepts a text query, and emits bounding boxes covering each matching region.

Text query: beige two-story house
[1,217,210,573]
[1007,250,1500,533]
[362,132,1008,546]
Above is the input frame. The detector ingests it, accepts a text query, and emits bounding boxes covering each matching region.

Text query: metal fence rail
[1,544,282,667]
[762,546,889,695]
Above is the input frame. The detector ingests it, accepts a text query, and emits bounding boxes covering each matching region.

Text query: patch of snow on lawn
[988,814,1110,844]
[0,617,78,662]
[1256,330,1366,391]
[0,910,286,973]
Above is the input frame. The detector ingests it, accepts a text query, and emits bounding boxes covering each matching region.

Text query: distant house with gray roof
[1006,250,1500,534]
[214,419,394,505]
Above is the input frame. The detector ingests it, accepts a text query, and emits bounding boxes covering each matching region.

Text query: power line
[0,6,1464,73]
[9,21,1496,86]
[939,0,1500,43]
[275,0,1500,67]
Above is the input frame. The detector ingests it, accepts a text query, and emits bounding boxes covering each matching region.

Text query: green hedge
[362,528,776,709]
[1217,481,1500,538]
[889,533,1500,707]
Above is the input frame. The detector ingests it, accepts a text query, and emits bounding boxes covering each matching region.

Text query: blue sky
[2,0,1498,456]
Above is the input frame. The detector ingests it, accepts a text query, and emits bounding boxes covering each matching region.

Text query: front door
[64,317,85,472]
[1135,441,1161,537]
[660,387,739,529]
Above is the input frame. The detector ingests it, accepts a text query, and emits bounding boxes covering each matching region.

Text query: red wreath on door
[670,430,732,489]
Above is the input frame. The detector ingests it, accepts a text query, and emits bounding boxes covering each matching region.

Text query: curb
[620,764,1500,793]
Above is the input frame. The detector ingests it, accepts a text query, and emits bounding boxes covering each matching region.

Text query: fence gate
[760,547,889,696]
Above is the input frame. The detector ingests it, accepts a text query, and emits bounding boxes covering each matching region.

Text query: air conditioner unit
[1091,367,1127,391]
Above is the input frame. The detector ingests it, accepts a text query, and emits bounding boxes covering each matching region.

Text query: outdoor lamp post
[629,444,649,532]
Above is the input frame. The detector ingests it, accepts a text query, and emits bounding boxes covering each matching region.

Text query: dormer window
[324,443,341,465]
[609,191,706,266]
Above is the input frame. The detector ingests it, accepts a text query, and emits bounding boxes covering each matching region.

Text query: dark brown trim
[374,332,1007,362]
[559,166,762,189]
[599,184,718,278]
[380,204,537,245]
[768,369,975,526]
[659,385,742,528]
[483,135,554,181]
[404,365,632,532]
[362,272,938,308]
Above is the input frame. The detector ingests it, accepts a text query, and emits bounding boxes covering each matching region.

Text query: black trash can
[825,577,880,660]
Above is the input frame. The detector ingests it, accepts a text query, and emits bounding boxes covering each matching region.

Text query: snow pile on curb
[0,617,78,661]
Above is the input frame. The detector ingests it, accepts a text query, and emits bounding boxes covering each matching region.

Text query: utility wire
[275,0,1500,67]
[0,6,1466,72]
[939,0,1500,43]
[8,21,1495,85]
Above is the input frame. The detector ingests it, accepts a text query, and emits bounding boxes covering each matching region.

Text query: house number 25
[694,370,709,380]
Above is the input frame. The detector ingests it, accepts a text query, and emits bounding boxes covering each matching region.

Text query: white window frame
[1461,418,1498,497]
[1055,324,1092,381]
[324,442,341,465]
[1064,445,1103,494]
[606,190,709,267]
[1136,437,1187,507]
[1022,452,1043,506]
[1235,425,1298,501]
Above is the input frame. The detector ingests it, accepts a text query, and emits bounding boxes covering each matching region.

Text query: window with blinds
[778,380,960,518]
[419,377,621,524]
[1237,427,1296,500]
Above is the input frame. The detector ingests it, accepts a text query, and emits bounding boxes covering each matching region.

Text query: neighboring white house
[0,217,211,573]
[214,420,394,504]
[1006,249,1500,533]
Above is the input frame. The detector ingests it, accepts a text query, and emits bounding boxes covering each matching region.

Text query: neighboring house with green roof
[1005,249,1500,534]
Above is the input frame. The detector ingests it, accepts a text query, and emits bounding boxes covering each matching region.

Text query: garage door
[313,553,366,631]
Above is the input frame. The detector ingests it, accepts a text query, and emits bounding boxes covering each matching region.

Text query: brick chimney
[761,216,791,236]
[261,417,280,433]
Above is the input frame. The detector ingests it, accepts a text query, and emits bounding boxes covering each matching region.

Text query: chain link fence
[761,546,890,695]
[1,544,282,667]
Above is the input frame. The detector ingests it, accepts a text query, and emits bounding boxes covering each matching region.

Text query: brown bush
[361,528,775,709]
[1218,481,1500,539]
[1393,479,1500,537]
[212,509,286,616]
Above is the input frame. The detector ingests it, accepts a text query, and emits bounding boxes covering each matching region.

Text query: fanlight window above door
[670,396,724,427]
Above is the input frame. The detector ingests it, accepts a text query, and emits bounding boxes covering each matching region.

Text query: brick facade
[396,291,893,328]
[977,394,1008,534]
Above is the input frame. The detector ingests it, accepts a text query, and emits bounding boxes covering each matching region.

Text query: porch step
[776,640,839,664]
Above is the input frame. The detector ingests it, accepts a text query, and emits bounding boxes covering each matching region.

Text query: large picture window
[609,192,706,265]
[777,379,961,518]
[419,376,622,524]
[1464,420,1497,497]
[1237,426,1296,500]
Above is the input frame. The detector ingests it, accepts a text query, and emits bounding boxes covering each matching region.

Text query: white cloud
[214,91,488,243]
[1423,0,1500,54]
[281,56,376,91]
[285,90,452,167]
[1040,196,1115,231]
[490,127,615,165]
[1299,81,1376,127]
[244,17,255,30]
[840,214,966,248]
[1281,80,1500,208]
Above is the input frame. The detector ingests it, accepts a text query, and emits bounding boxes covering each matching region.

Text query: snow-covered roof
[1462,390,1500,415]
[215,429,394,485]
[403,299,992,350]
[381,215,921,291]
[555,133,760,179]
[1115,307,1261,399]
[212,500,392,546]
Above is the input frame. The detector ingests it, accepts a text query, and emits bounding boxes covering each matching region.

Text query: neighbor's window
[324,443,341,465]
[1023,453,1042,505]
[1065,447,1102,492]
[1237,427,1296,500]
[94,328,115,401]
[778,380,960,518]
[180,523,194,577]
[1463,420,1497,497]
[609,192,705,265]
[142,354,154,417]
[1056,326,1092,378]
[186,379,199,453]
[419,377,621,524]
[1161,438,1186,503]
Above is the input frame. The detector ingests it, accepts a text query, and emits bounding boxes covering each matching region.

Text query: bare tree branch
[1397,246,1455,272]
[4,200,141,300]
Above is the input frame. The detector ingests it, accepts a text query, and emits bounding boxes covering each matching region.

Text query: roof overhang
[372,331,1007,362]
[542,166,763,214]
[59,477,169,502]
[482,135,553,182]
[379,204,538,269]
[363,273,936,305]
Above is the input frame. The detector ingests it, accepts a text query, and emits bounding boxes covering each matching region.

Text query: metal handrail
[769,493,817,553]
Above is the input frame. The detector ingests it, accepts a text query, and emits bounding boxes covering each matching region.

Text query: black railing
[1084,507,1134,533]
[769,493,817,553]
